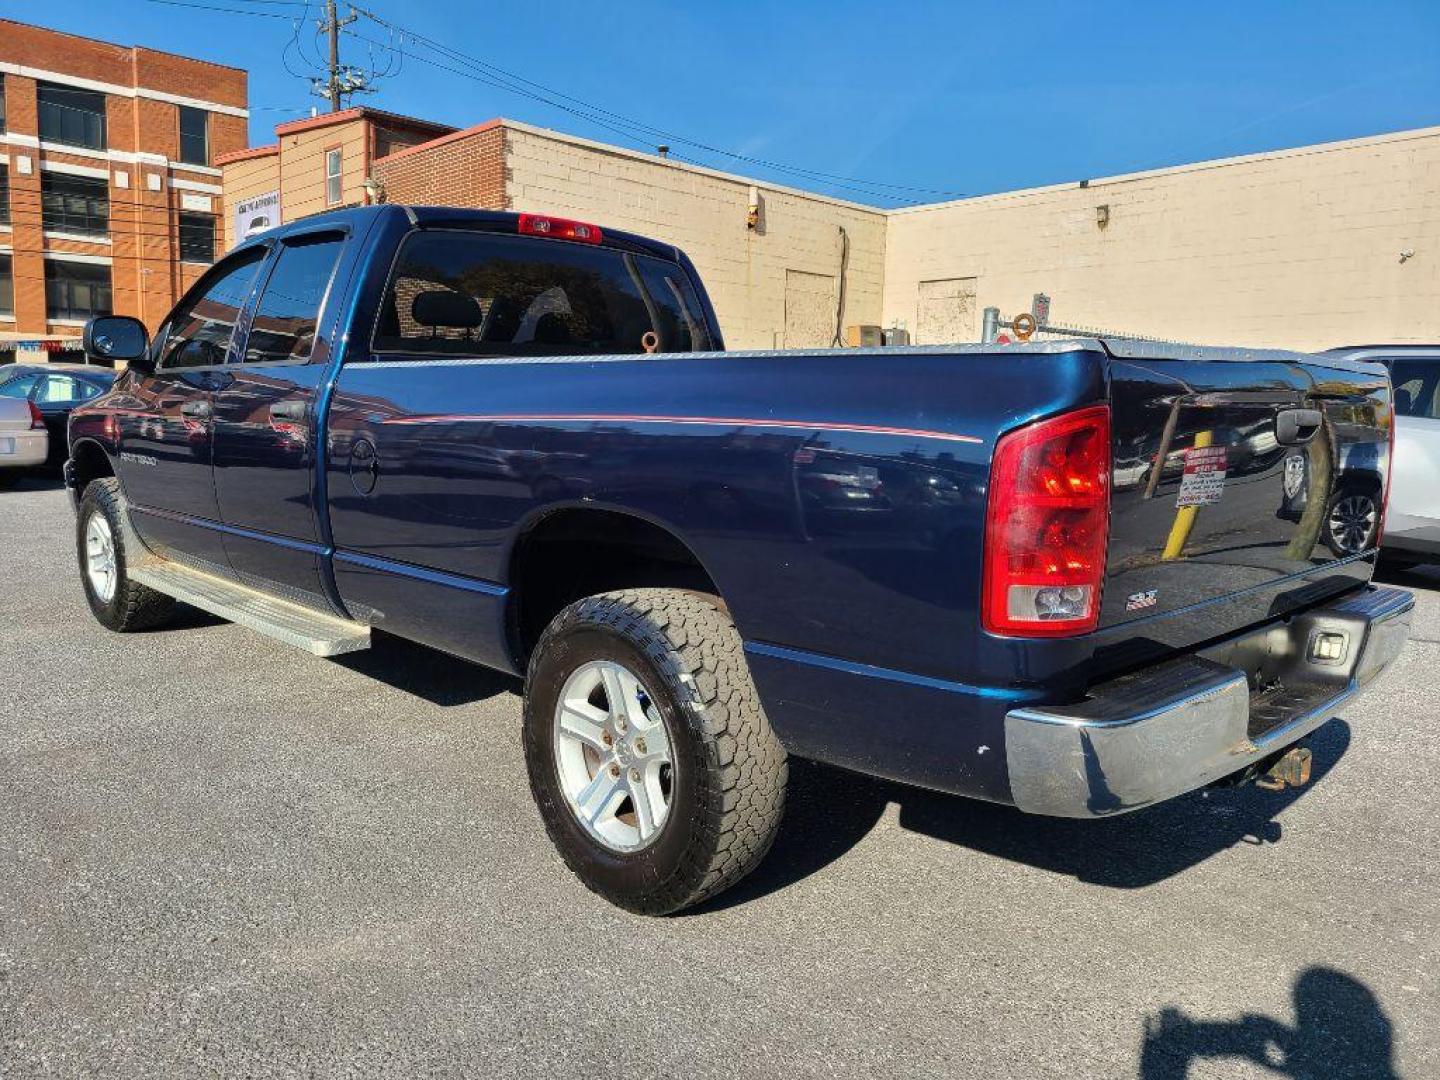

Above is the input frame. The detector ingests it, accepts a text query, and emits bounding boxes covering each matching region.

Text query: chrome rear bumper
[1004,586,1413,817]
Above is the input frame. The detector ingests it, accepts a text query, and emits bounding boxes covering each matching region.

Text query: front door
[211,231,349,606]
[117,247,268,568]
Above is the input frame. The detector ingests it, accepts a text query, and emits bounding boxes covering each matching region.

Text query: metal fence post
[981,307,1000,343]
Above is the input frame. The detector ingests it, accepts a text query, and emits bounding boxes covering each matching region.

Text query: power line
[139,0,966,204]
[143,0,296,17]
[347,4,967,201]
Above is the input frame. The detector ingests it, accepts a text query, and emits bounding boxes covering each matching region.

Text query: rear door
[118,247,268,567]
[211,230,350,606]
[1103,344,1389,632]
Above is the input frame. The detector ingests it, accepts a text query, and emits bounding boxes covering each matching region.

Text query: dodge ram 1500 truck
[67,205,1413,914]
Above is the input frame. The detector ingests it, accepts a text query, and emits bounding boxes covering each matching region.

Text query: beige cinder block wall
[884,126,1440,351]
[504,122,887,351]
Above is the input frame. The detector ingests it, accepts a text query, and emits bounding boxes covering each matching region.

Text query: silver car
[0,391,48,484]
[1325,346,1440,563]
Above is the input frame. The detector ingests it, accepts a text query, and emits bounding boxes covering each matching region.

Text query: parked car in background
[0,393,48,486]
[0,365,117,470]
[1325,346,1440,564]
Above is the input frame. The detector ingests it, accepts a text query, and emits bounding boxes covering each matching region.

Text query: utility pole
[315,0,360,112]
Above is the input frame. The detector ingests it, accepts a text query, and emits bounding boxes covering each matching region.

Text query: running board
[129,559,371,657]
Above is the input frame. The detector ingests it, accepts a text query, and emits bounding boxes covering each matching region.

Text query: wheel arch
[69,437,117,498]
[505,503,724,667]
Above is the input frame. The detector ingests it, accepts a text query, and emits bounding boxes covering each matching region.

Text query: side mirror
[84,316,151,371]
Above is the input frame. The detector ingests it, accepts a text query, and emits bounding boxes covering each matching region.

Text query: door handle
[270,400,308,423]
[1276,408,1322,445]
[180,400,212,420]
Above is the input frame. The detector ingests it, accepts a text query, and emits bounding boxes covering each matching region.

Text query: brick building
[0,18,247,363]
[215,107,455,249]
[223,112,1440,353]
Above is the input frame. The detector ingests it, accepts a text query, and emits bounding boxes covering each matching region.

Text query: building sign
[234,190,280,246]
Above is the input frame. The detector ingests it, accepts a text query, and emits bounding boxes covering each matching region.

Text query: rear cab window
[372,231,713,357]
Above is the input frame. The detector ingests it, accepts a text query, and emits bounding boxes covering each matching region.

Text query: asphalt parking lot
[2,477,1437,1079]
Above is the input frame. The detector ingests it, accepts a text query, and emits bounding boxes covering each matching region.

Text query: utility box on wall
[845,324,884,347]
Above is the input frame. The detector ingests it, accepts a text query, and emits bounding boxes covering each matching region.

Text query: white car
[0,393,48,485]
[1325,346,1440,563]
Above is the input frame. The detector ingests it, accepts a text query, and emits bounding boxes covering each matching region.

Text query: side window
[372,232,666,357]
[0,373,39,399]
[634,257,713,352]
[35,373,86,404]
[159,248,267,371]
[241,235,344,365]
[325,148,342,206]
[1390,359,1440,420]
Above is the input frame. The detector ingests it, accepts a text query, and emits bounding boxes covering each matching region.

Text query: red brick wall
[0,20,246,108]
[0,19,246,341]
[373,124,509,210]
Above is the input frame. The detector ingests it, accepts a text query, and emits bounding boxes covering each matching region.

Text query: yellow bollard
[1161,429,1212,560]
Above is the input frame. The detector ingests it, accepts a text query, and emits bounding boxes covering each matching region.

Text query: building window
[325,147,342,206]
[41,173,110,237]
[45,260,113,322]
[178,213,216,263]
[0,75,7,134]
[36,82,107,151]
[0,255,13,317]
[178,106,209,166]
[0,164,9,226]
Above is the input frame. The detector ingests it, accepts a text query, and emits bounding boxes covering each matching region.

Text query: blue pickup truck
[67,205,1412,913]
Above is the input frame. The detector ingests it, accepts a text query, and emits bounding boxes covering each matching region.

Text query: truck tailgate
[1103,342,1391,632]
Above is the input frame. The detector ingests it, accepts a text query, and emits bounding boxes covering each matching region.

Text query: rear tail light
[1377,399,1396,546]
[982,404,1111,637]
[28,402,45,430]
[517,213,603,245]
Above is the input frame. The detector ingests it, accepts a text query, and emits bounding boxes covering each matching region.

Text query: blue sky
[4,0,1438,206]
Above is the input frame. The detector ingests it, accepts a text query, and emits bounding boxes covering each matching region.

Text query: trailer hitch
[1254,746,1313,792]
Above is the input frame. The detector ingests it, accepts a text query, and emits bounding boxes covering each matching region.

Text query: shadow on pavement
[695,719,1351,912]
[330,630,520,707]
[1374,556,1440,589]
[3,472,67,493]
[1139,966,1397,1079]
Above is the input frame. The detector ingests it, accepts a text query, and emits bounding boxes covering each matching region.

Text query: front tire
[1324,488,1380,556]
[524,589,787,914]
[76,478,175,632]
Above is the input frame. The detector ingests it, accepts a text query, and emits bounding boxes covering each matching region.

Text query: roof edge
[215,143,279,166]
[373,119,505,165]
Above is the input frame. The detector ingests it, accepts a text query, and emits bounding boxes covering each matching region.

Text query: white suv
[1326,346,1440,564]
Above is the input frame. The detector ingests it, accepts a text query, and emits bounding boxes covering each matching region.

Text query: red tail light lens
[517,213,603,245]
[28,402,45,430]
[983,405,1111,637]
[1377,398,1396,546]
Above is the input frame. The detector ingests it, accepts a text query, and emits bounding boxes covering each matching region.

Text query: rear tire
[524,588,788,914]
[77,478,176,632]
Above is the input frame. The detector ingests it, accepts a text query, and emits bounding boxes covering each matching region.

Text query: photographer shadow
[1140,966,1397,1079]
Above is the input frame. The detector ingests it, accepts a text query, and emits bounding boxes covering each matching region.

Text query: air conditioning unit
[845,324,884,347]
[882,327,910,347]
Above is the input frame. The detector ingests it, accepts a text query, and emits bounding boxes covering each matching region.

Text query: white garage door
[784,270,836,349]
[916,277,978,344]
